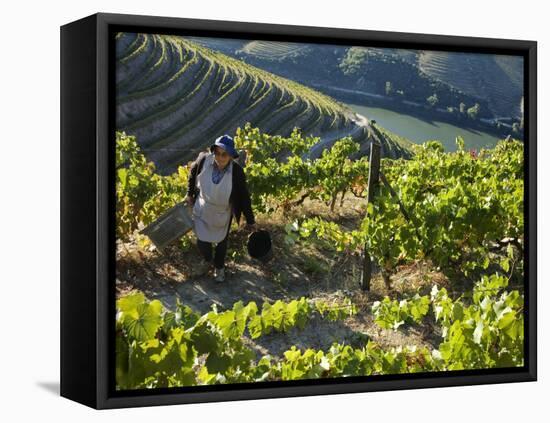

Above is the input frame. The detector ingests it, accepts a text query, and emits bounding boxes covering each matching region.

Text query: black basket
[247,230,273,263]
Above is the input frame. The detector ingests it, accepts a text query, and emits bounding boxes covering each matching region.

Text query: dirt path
[116,193,449,359]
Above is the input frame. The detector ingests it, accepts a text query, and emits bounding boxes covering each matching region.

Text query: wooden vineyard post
[361,139,381,291]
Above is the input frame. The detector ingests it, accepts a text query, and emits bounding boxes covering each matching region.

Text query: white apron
[192,153,233,243]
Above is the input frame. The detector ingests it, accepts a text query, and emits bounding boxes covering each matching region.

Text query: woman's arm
[236,165,255,225]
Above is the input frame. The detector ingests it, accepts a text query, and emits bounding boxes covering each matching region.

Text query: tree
[467,103,480,120]
[339,47,368,75]
[385,81,393,96]
[427,93,439,108]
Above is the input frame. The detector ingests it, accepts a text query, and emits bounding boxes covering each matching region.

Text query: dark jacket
[187,151,255,226]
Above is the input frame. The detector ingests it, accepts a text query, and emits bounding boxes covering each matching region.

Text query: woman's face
[213,146,232,169]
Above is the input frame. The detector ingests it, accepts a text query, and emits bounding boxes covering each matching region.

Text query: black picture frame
[60,12,537,409]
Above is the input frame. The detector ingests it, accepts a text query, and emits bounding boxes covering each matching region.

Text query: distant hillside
[238,40,313,61]
[116,33,411,173]
[338,47,492,116]
[355,48,523,117]
[416,51,523,119]
[189,37,522,121]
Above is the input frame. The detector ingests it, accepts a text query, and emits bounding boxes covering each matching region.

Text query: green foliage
[427,93,439,107]
[249,298,311,338]
[116,271,523,388]
[314,297,358,321]
[234,123,368,213]
[117,292,164,342]
[431,272,524,369]
[338,47,369,75]
[116,131,189,240]
[290,137,523,278]
[116,294,358,389]
[372,294,430,330]
[467,103,481,120]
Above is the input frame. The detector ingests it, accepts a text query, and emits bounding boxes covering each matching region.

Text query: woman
[184,134,256,282]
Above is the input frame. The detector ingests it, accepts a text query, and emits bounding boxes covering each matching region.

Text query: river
[349,104,501,152]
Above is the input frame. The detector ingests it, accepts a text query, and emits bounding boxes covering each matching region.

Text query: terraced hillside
[116,32,409,174]
[379,49,523,119]
[337,47,489,111]
[192,38,522,121]
[185,36,246,56]
[417,51,523,118]
[237,40,313,60]
[217,43,491,116]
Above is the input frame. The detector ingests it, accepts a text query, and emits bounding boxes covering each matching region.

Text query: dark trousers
[196,215,232,269]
